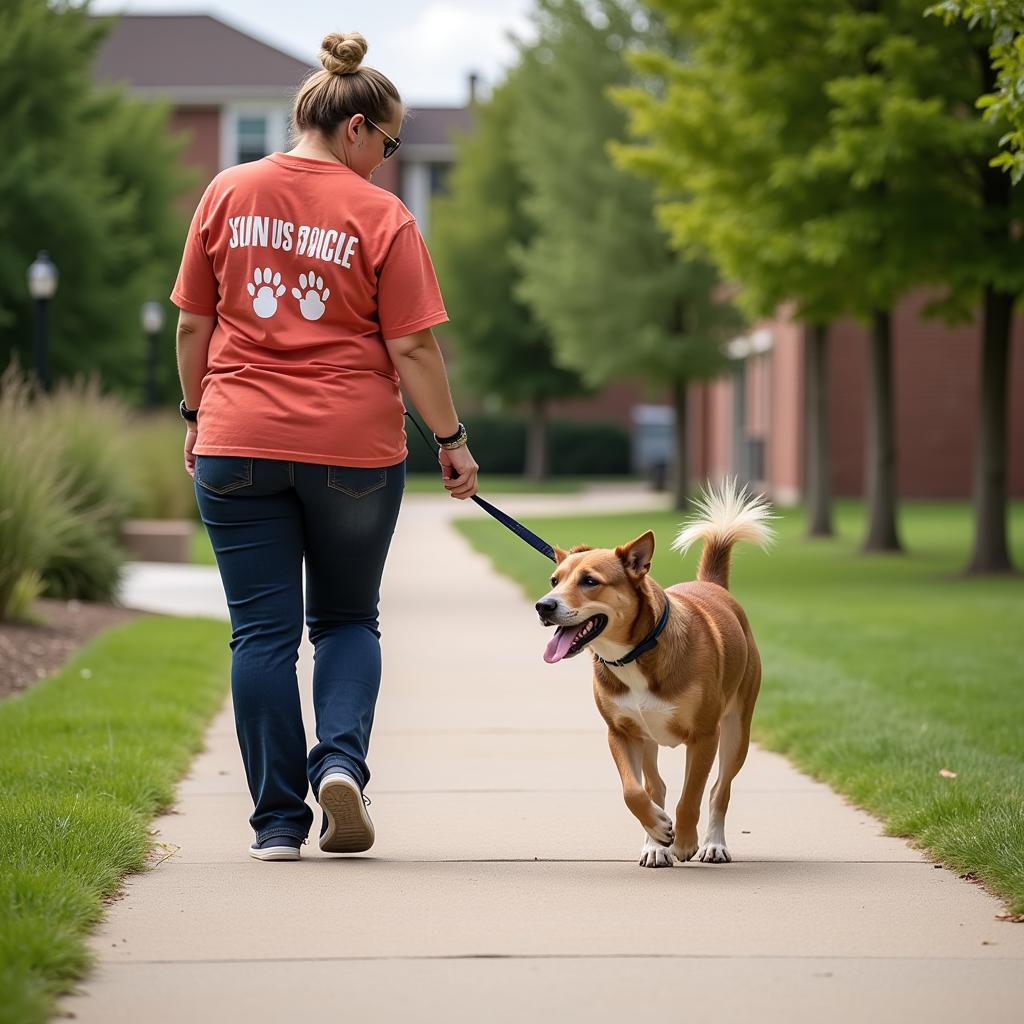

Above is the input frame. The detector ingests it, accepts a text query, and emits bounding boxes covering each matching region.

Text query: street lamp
[140,300,165,408]
[26,251,58,391]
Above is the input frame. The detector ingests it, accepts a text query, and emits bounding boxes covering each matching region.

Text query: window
[236,115,268,164]
[428,161,452,196]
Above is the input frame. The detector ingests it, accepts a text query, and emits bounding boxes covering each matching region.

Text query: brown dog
[535,481,774,868]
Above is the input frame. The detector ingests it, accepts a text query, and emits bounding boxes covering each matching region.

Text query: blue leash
[404,411,557,563]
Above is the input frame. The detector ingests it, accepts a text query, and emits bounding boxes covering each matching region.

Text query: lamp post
[26,251,58,391]
[140,300,165,408]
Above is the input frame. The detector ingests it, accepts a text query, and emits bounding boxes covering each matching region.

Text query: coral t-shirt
[170,152,448,467]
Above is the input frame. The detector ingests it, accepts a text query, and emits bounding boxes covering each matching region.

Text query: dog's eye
[549,577,558,587]
[580,575,600,587]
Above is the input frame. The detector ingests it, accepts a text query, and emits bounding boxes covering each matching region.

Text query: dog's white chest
[604,662,681,747]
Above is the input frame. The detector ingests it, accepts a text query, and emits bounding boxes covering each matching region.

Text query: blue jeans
[194,455,405,843]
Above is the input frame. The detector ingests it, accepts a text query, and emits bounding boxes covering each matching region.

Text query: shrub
[405,412,630,476]
[549,419,631,475]
[124,414,198,520]
[0,370,75,620]
[33,379,137,602]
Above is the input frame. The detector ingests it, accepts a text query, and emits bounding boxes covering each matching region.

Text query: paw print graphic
[292,271,330,322]
[247,267,285,319]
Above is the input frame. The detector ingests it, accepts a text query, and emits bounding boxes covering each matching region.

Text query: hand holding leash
[405,409,556,561]
[440,444,479,500]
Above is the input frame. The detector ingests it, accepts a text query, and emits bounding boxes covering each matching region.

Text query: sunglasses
[363,115,402,160]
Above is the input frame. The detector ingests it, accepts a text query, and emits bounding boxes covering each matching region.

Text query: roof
[402,107,475,146]
[93,14,314,94]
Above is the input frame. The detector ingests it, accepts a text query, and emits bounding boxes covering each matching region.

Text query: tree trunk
[804,322,834,538]
[671,377,689,512]
[966,286,1016,574]
[862,309,902,553]
[524,396,549,483]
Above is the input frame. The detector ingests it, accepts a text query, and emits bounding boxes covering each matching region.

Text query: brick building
[692,298,1024,504]
[93,13,472,228]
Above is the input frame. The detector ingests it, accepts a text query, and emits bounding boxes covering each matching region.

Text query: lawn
[455,500,1024,914]
[0,616,230,1024]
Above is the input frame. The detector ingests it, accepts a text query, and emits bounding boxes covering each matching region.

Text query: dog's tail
[671,479,775,590]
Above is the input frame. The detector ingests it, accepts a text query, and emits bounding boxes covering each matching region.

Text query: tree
[510,0,738,509]
[431,74,588,481]
[615,1,847,537]
[622,0,1023,566]
[0,1,191,396]
[929,1,1024,182]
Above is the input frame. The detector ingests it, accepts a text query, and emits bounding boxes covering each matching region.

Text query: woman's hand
[438,444,479,500]
[184,426,199,478]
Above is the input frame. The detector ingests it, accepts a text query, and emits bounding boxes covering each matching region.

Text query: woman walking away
[171,31,478,862]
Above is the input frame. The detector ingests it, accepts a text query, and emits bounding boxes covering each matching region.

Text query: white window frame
[220,104,291,170]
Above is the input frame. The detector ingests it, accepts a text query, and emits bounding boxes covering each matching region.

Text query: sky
[89,0,537,105]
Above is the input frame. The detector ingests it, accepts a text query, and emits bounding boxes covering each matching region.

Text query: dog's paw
[670,829,699,863]
[638,835,674,869]
[644,807,674,847]
[696,841,732,864]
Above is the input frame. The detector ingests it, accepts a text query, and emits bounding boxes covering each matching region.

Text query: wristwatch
[434,422,468,449]
[179,399,199,423]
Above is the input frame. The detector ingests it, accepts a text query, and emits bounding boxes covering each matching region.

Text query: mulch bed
[0,599,140,701]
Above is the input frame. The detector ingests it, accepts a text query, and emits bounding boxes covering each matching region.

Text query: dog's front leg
[607,727,674,855]
[671,731,719,863]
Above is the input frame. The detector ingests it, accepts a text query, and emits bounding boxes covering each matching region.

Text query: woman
[171,31,479,862]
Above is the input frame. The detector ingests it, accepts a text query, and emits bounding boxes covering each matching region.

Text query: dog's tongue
[544,624,585,664]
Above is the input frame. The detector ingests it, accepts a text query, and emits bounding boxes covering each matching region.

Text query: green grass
[455,501,1024,914]
[0,616,230,1024]
[191,525,215,566]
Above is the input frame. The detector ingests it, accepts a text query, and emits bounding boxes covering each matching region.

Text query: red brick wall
[547,380,656,426]
[373,158,400,196]
[827,292,1024,498]
[169,107,221,209]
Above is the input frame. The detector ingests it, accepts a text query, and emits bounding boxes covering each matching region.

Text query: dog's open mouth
[543,615,608,664]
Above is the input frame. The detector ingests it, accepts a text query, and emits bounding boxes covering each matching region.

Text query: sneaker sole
[318,775,375,853]
[248,844,301,861]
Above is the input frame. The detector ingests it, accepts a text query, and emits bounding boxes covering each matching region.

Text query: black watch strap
[179,399,199,423]
[434,422,465,445]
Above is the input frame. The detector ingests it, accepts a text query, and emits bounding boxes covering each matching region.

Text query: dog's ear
[616,531,655,579]
[553,546,570,565]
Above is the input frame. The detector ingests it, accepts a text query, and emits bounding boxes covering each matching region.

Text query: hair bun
[320,32,368,75]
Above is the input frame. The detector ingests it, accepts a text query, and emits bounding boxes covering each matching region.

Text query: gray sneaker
[317,772,375,853]
[248,834,303,861]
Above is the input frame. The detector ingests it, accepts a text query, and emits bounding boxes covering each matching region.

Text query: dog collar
[594,597,671,668]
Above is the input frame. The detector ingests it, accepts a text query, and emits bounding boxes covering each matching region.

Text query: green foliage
[125,414,198,520]
[0,369,74,620]
[0,369,196,616]
[0,0,191,395]
[549,419,631,475]
[405,412,632,476]
[510,0,739,388]
[456,500,1024,914]
[0,615,230,1024]
[929,0,1024,183]
[617,0,1021,323]
[432,77,587,408]
[31,378,137,602]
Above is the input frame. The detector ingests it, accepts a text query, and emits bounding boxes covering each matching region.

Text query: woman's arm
[385,327,479,499]
[175,310,215,477]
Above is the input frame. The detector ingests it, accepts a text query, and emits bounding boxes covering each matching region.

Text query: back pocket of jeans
[195,456,254,495]
[327,466,387,498]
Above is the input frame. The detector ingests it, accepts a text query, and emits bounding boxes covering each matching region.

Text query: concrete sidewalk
[65,495,1024,1022]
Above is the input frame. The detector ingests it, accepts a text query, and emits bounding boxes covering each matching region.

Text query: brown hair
[293,32,402,137]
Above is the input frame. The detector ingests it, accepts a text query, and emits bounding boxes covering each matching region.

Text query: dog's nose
[535,597,558,618]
